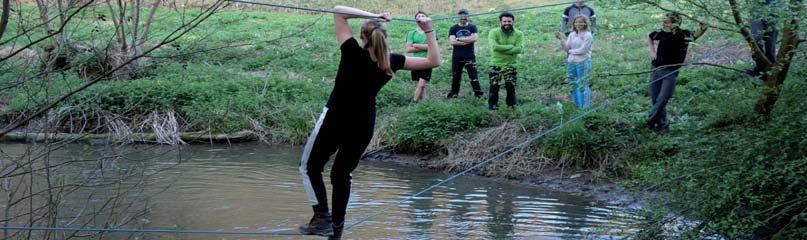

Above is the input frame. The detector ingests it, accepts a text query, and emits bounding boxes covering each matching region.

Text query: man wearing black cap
[447,8,483,98]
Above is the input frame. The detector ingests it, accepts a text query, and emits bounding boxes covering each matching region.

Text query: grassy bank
[1,1,805,238]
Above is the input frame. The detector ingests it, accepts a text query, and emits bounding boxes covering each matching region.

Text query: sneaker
[745,68,761,77]
[328,223,344,240]
[446,92,458,99]
[299,213,333,236]
[488,104,499,110]
[645,121,655,131]
[562,78,574,85]
[654,125,670,134]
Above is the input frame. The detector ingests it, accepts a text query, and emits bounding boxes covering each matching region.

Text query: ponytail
[361,20,393,76]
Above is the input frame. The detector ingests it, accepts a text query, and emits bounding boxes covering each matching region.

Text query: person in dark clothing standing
[561,1,596,36]
[447,8,483,98]
[298,6,440,239]
[747,0,778,77]
[646,13,708,133]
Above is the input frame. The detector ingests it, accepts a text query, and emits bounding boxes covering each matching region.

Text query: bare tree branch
[139,0,161,46]
[0,7,63,46]
[0,0,228,138]
[727,0,774,68]
[775,0,804,66]
[639,0,737,32]
[150,13,323,60]
[0,0,95,63]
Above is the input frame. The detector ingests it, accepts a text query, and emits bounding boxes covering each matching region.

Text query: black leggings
[299,107,374,226]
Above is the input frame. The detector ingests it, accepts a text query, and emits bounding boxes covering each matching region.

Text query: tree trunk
[753,0,803,115]
[0,0,9,41]
[754,70,786,114]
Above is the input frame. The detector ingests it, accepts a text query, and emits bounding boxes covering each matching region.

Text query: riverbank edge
[362,150,658,211]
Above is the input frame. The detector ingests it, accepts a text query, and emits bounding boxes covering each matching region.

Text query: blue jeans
[567,60,592,109]
[647,68,679,129]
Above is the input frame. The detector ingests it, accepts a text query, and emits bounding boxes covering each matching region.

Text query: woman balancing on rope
[298,6,440,239]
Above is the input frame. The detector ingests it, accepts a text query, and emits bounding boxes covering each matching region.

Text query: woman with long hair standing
[556,15,594,109]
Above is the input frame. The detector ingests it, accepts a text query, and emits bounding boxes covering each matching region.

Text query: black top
[449,24,478,58]
[326,37,406,119]
[650,29,694,69]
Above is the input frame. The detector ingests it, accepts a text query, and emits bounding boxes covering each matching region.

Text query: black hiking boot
[328,223,344,240]
[654,124,670,134]
[299,213,333,236]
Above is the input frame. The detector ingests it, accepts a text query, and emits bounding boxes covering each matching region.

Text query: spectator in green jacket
[487,12,524,110]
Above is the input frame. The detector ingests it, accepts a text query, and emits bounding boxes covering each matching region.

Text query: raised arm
[404,17,441,70]
[555,32,569,52]
[333,6,389,46]
[693,21,708,40]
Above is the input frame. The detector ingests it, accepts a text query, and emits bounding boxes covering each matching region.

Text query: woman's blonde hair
[572,15,590,32]
[360,19,393,76]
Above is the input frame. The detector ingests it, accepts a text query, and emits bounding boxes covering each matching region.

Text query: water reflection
[359,157,640,239]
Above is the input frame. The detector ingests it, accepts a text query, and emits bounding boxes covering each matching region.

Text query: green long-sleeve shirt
[488,27,524,66]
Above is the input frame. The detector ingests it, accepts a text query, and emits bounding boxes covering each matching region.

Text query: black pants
[448,57,482,97]
[299,107,374,226]
[749,17,777,75]
[488,65,518,107]
[647,68,679,129]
